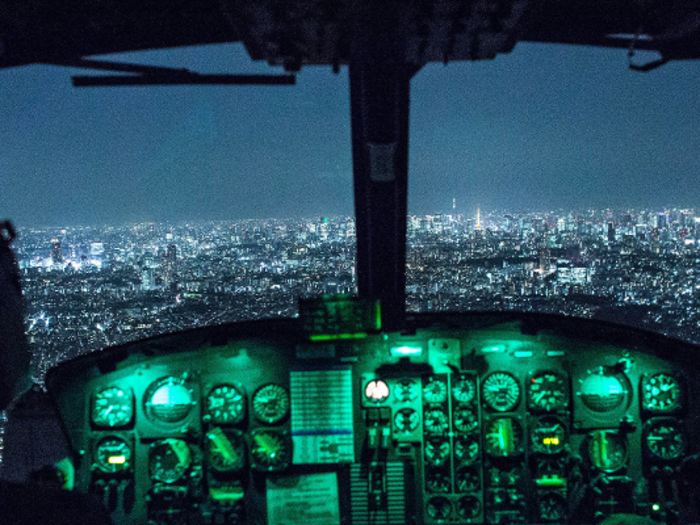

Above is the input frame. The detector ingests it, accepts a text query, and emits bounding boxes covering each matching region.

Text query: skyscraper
[51,239,62,266]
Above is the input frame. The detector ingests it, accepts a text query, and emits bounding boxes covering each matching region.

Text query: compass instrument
[423,377,448,404]
[485,417,523,457]
[149,438,192,483]
[249,429,291,472]
[482,372,521,412]
[452,375,476,404]
[588,430,627,472]
[92,386,133,428]
[641,373,682,413]
[95,436,132,474]
[205,384,246,425]
[144,376,195,424]
[644,419,685,460]
[528,371,569,412]
[252,383,290,424]
[530,416,567,455]
[424,407,449,434]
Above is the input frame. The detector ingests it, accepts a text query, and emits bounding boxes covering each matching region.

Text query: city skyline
[2,43,700,227]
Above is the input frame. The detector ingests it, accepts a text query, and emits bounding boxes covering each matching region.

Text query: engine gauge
[426,496,452,519]
[645,420,685,460]
[453,406,479,433]
[92,386,133,428]
[423,377,448,404]
[424,407,449,434]
[144,376,194,424]
[95,436,132,474]
[252,383,290,424]
[539,492,567,522]
[205,384,245,425]
[206,427,246,472]
[454,436,480,465]
[424,438,450,466]
[482,372,521,412]
[394,408,420,433]
[249,429,291,472]
[588,430,627,472]
[394,378,417,402]
[528,371,569,412]
[452,375,476,404]
[149,438,192,483]
[425,467,451,493]
[530,416,567,455]
[456,495,481,519]
[641,373,682,413]
[485,417,523,457]
[455,466,480,492]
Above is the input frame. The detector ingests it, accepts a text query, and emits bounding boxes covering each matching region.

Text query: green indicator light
[310,333,368,342]
[390,346,423,357]
[535,475,566,488]
[482,345,506,353]
[375,301,382,330]
[652,504,660,512]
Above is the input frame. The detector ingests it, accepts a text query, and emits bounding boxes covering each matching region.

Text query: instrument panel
[45,313,700,525]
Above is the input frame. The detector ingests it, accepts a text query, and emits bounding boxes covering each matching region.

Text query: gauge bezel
[204,382,247,425]
[143,375,196,425]
[91,385,134,429]
[252,383,290,424]
[484,416,524,457]
[149,438,193,484]
[640,372,684,414]
[481,372,521,412]
[452,374,477,404]
[587,429,628,473]
[248,428,291,472]
[422,376,448,405]
[423,407,449,434]
[529,415,567,455]
[642,417,686,462]
[93,434,133,474]
[205,427,246,473]
[527,370,570,412]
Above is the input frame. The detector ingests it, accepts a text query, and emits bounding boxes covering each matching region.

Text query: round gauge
[145,376,194,424]
[149,438,192,483]
[424,407,449,434]
[394,378,417,403]
[425,467,451,493]
[530,416,567,455]
[423,377,448,404]
[424,438,450,466]
[249,429,291,472]
[394,408,420,433]
[588,430,627,472]
[528,371,569,411]
[578,368,629,413]
[645,420,685,460]
[482,372,521,412]
[454,406,479,433]
[485,417,523,457]
[642,373,682,412]
[92,386,133,428]
[205,384,245,425]
[456,495,481,519]
[252,383,290,424]
[539,492,567,522]
[452,375,476,404]
[454,436,480,465]
[456,466,480,492]
[364,380,389,403]
[95,436,132,473]
[426,496,452,519]
[205,427,246,472]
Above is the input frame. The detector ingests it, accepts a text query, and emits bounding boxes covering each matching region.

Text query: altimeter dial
[482,372,520,412]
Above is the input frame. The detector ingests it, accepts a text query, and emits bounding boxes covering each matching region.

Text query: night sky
[1,42,699,228]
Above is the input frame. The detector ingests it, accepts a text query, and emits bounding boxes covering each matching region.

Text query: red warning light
[364,380,389,402]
